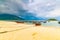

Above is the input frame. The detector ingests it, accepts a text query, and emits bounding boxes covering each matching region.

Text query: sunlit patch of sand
[0,21,60,40]
[0,21,35,32]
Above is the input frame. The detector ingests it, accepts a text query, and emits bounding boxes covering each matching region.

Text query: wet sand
[0,21,60,40]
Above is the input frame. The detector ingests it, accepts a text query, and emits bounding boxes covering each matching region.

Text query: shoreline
[0,21,60,40]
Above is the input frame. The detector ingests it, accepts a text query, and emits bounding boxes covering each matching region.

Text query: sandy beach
[0,21,60,40]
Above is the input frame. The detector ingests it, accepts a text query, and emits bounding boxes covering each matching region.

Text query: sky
[0,0,60,20]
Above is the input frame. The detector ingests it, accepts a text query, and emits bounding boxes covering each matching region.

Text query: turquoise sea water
[41,21,60,27]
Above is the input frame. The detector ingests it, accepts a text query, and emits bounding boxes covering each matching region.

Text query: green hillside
[0,14,24,20]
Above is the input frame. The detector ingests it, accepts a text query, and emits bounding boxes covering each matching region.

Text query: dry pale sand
[0,21,60,40]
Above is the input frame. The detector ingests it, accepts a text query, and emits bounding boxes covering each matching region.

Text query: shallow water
[41,21,60,27]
